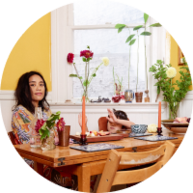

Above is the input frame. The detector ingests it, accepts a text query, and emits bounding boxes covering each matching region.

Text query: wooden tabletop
[15,130,185,167]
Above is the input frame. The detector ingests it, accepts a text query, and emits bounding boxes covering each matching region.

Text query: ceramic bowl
[131,124,148,134]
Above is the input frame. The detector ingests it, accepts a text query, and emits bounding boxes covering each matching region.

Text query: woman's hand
[106,108,118,124]
[78,113,88,127]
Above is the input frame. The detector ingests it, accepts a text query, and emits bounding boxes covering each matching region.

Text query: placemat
[129,133,153,138]
[134,135,178,142]
[70,143,124,152]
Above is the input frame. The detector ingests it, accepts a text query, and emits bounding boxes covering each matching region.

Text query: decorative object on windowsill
[36,111,65,150]
[149,60,192,119]
[115,14,162,103]
[124,89,134,103]
[67,46,109,103]
[135,92,143,102]
[112,95,122,103]
[144,90,150,102]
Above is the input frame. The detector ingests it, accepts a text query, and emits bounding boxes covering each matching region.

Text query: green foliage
[126,34,135,43]
[149,23,162,27]
[129,39,136,45]
[140,31,151,36]
[133,25,143,31]
[69,74,78,77]
[39,111,61,140]
[149,60,192,118]
[115,24,126,29]
[83,80,90,86]
[144,13,149,24]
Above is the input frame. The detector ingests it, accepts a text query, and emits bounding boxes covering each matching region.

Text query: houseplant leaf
[118,26,125,33]
[149,23,162,27]
[144,13,149,24]
[69,74,78,77]
[126,34,135,43]
[129,39,136,46]
[140,31,151,36]
[133,25,143,31]
[115,24,126,29]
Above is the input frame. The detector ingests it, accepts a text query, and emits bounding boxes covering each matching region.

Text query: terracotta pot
[58,125,71,147]
[135,92,143,102]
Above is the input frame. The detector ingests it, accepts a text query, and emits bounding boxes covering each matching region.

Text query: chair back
[96,141,175,193]
[98,117,108,131]
[5,131,16,145]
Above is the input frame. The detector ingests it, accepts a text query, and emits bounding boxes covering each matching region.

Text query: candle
[158,101,161,128]
[82,96,85,135]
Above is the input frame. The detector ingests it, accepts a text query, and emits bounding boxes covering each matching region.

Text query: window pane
[74,0,144,25]
[72,28,145,98]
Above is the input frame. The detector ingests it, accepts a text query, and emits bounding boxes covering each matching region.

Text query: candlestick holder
[157,127,163,136]
[79,134,88,145]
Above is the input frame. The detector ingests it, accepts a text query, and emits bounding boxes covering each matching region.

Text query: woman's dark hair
[14,71,49,114]
[108,109,129,129]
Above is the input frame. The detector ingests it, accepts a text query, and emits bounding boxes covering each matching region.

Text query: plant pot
[135,92,143,102]
[58,125,71,147]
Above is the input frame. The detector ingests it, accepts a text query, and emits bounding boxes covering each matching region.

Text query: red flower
[35,119,45,133]
[80,50,94,59]
[56,118,65,132]
[67,53,74,64]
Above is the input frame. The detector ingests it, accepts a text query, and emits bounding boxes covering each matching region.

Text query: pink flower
[80,50,94,59]
[67,53,74,64]
[35,119,45,133]
[56,118,65,132]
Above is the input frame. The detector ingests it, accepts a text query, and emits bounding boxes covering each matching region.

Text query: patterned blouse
[11,105,59,166]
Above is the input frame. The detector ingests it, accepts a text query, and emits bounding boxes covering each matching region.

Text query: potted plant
[149,60,192,119]
[115,13,162,102]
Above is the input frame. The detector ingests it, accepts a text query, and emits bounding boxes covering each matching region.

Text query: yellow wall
[0,13,51,91]
[170,35,192,90]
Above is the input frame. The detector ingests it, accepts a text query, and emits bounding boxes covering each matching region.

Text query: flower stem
[136,31,139,92]
[72,63,86,93]
[144,24,148,90]
[113,66,116,95]
[128,28,131,89]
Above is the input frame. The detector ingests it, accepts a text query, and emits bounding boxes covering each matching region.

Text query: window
[72,0,146,98]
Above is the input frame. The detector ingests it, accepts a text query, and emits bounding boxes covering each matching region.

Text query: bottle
[29,107,43,148]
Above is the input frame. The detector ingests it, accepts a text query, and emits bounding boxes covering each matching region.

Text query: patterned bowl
[131,124,148,134]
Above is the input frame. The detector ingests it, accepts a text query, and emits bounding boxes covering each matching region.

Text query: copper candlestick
[157,127,163,136]
[79,134,88,145]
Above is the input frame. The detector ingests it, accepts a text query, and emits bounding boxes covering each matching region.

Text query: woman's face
[107,120,122,134]
[29,74,45,103]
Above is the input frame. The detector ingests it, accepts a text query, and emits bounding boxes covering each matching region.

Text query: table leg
[34,161,43,176]
[77,163,91,192]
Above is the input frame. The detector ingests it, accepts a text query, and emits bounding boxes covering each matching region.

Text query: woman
[11,71,73,188]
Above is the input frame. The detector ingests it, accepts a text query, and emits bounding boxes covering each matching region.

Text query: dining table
[14,130,185,192]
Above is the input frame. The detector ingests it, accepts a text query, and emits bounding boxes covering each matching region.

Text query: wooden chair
[98,117,108,131]
[5,131,16,145]
[96,141,175,193]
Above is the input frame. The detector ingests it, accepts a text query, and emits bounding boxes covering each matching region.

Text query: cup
[58,125,71,147]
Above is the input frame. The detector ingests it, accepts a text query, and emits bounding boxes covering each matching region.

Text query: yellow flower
[166,67,177,78]
[102,57,109,66]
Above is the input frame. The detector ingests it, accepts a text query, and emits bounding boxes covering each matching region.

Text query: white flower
[102,57,109,66]
[166,67,177,78]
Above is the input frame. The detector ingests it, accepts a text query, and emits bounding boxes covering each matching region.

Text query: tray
[70,143,124,152]
[134,135,178,142]
[70,134,124,143]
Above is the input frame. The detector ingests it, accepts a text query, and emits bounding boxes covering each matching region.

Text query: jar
[29,107,42,148]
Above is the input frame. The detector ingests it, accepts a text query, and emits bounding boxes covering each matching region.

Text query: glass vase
[29,107,42,148]
[169,102,180,120]
[41,127,56,151]
[82,88,90,103]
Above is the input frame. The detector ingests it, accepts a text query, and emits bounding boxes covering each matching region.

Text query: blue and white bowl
[131,124,148,134]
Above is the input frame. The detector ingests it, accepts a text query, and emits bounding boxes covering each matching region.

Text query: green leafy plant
[115,13,162,91]
[149,60,192,119]
[113,66,123,95]
[38,111,65,140]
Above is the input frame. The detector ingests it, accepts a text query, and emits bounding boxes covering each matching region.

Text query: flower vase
[41,127,56,151]
[29,107,42,148]
[144,90,150,102]
[169,102,180,120]
[82,89,90,103]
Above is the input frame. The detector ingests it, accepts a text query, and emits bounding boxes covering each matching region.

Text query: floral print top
[11,105,59,145]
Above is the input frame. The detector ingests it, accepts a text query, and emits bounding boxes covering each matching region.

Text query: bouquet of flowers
[35,111,65,140]
[149,60,192,119]
[67,46,109,102]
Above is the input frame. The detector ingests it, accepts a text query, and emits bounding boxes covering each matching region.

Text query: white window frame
[51,4,166,104]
